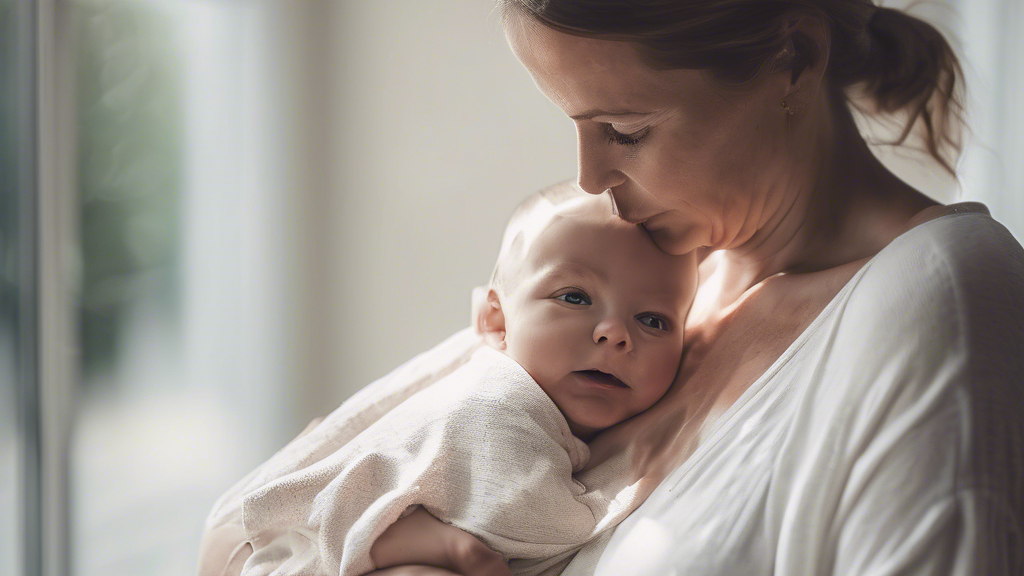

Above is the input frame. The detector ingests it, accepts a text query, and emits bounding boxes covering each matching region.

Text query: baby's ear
[472,287,507,350]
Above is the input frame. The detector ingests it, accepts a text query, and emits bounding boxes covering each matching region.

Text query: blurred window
[69,1,300,574]
[1,1,40,575]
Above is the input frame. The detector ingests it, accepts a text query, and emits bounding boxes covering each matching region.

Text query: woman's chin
[644,222,704,256]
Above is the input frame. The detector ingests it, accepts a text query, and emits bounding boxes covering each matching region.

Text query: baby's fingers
[367,567,461,576]
[445,535,513,576]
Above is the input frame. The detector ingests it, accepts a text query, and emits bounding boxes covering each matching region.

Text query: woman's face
[505,16,800,255]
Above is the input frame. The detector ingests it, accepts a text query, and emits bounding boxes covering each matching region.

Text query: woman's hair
[499,0,964,174]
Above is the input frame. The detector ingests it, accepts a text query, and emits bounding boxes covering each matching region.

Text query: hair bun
[857,5,963,173]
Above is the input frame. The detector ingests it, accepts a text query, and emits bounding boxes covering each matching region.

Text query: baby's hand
[369,507,511,576]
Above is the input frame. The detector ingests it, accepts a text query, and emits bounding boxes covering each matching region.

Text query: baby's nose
[593,318,632,353]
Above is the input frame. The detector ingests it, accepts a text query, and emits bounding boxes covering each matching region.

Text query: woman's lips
[606,189,660,224]
[576,370,629,388]
[618,207,660,226]
[612,205,653,224]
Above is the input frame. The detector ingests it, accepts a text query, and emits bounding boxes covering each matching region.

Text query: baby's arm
[369,507,512,576]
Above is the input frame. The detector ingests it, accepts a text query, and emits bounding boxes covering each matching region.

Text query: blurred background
[1,0,1021,575]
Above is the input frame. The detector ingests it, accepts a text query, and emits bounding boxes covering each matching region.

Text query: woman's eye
[638,314,670,331]
[605,124,650,146]
[555,291,591,306]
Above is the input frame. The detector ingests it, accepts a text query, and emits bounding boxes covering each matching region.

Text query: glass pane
[1,1,38,575]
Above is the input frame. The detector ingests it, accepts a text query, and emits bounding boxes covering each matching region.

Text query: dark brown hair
[499,0,964,174]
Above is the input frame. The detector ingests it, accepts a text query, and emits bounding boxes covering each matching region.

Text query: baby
[208,182,697,576]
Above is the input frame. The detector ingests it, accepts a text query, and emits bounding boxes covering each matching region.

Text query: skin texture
[477,193,697,438]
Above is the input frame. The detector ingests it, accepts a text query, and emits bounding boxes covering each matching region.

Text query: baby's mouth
[577,370,629,388]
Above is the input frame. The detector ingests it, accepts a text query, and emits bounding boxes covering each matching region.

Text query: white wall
[312,1,578,411]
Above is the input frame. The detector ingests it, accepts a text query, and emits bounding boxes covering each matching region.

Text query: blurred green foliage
[75,0,184,375]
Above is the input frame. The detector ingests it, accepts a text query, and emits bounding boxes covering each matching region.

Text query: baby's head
[475,182,698,439]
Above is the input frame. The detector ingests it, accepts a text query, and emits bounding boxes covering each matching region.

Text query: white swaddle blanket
[209,334,647,576]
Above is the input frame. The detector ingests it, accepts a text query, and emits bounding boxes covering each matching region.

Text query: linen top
[561,210,1024,575]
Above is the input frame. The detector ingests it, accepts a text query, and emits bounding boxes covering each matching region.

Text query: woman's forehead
[505,17,716,118]
[507,17,671,109]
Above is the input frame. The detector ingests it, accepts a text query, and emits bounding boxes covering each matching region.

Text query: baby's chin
[565,419,605,441]
[563,409,631,441]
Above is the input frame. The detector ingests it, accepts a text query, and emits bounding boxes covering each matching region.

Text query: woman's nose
[576,127,626,195]
[593,318,632,353]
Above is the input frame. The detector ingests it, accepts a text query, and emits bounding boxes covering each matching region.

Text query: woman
[201,1,1024,574]
[498,1,1024,573]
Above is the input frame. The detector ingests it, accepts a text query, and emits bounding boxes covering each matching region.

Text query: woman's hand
[368,507,512,576]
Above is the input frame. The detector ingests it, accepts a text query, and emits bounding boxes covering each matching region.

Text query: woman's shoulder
[890,203,1023,271]
[845,205,1024,331]
[819,204,1024,399]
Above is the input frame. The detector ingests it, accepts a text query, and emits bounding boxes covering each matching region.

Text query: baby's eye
[555,291,591,306]
[637,314,670,332]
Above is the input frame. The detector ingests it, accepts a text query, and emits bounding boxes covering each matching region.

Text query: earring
[781,99,795,115]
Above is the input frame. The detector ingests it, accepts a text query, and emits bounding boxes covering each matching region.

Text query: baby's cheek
[505,330,563,385]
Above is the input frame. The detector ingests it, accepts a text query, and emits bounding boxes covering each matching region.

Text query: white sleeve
[790,219,1024,575]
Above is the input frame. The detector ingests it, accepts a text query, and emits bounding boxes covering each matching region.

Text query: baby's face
[500,200,697,439]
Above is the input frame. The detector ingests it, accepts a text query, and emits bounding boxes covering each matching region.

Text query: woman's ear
[779,14,830,111]
[472,288,507,350]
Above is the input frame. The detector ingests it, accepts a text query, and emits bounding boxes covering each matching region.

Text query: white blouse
[563,210,1024,575]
